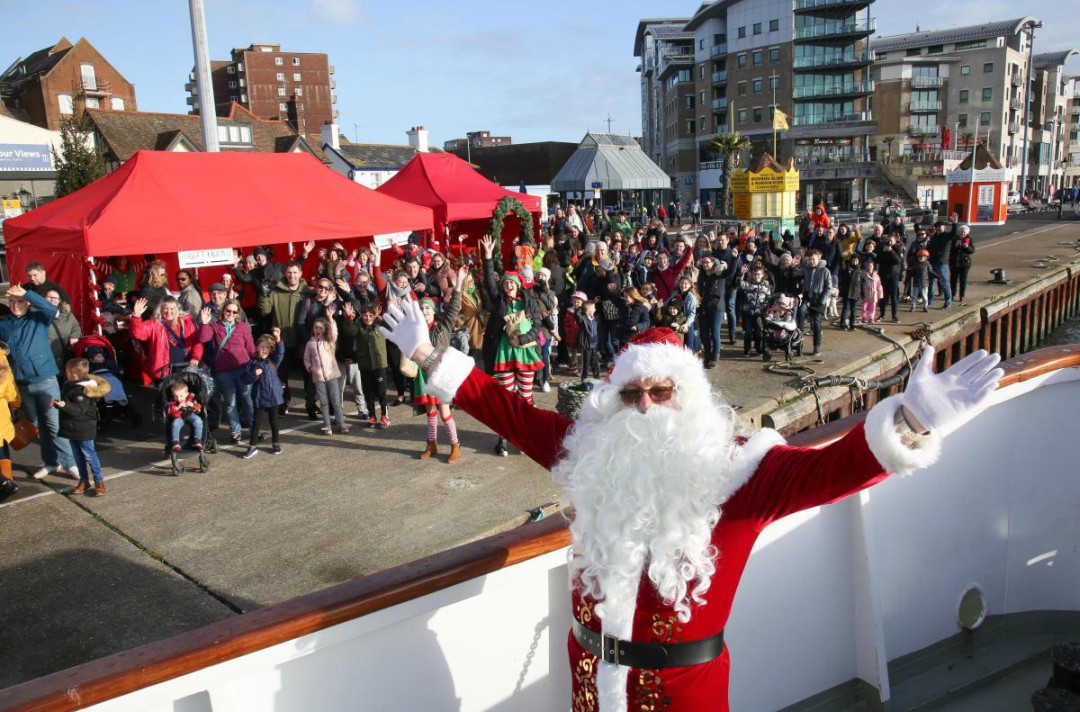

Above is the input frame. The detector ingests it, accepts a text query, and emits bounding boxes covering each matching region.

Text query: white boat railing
[2,345,1079,712]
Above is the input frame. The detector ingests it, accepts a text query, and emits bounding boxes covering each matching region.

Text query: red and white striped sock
[442,414,459,445]
[494,371,516,392]
[426,412,438,441]
[516,371,535,404]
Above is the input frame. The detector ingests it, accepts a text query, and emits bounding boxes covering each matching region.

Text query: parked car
[1007,190,1021,205]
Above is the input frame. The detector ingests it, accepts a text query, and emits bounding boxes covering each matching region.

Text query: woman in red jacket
[130,296,204,383]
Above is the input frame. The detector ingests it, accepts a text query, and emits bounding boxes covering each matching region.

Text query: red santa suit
[423,332,942,712]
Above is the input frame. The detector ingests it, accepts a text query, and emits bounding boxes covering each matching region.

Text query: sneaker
[56,466,79,480]
[356,411,369,420]
[31,467,49,480]
[242,447,259,459]
[272,443,282,455]
[540,381,550,393]
[320,427,332,436]
[170,441,181,453]
[366,416,378,428]
[230,431,242,445]
[378,415,390,430]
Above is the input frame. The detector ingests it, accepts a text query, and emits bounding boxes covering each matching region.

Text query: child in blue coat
[241,327,284,458]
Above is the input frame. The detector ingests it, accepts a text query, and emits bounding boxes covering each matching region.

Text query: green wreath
[488,196,535,259]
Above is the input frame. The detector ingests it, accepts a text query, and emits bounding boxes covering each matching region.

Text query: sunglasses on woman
[223,308,239,315]
[618,384,677,406]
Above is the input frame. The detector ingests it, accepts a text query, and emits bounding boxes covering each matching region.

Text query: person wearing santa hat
[478,235,544,457]
[411,266,468,463]
[381,299,1004,712]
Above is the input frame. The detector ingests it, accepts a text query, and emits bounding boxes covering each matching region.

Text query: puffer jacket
[258,279,310,348]
[739,277,773,316]
[303,318,340,383]
[0,352,22,445]
[243,340,285,409]
[353,321,389,371]
[0,290,60,385]
[57,375,111,441]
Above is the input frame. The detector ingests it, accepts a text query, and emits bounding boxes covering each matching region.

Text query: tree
[52,102,105,198]
[882,135,895,163]
[709,131,751,216]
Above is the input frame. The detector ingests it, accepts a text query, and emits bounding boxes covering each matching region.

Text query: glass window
[110,97,125,111]
[770,75,779,91]
[753,23,762,35]
[80,63,97,91]
[753,107,763,122]
[770,19,779,32]
[737,109,747,124]
[686,120,695,134]
[58,93,74,115]
[737,82,747,97]
[274,57,283,66]
[217,125,229,143]
[278,87,286,97]
[699,65,705,78]
[292,57,301,66]
[737,54,747,68]
[769,47,780,63]
[752,78,763,94]
[961,65,970,75]
[752,51,762,67]
[228,80,237,88]
[240,126,252,143]
[958,113,968,127]
[295,87,303,96]
[737,26,746,39]
[84,97,99,109]
[276,72,285,80]
[983,62,993,73]
[293,73,302,81]
[279,102,288,111]
[227,66,235,75]
[980,111,991,125]
[982,87,992,101]
[959,90,969,103]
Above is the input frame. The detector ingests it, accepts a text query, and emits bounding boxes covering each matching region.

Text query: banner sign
[372,231,412,251]
[0,144,53,171]
[178,248,235,269]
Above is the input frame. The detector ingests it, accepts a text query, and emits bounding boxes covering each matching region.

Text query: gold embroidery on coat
[650,614,683,643]
[572,655,597,712]
[634,669,670,710]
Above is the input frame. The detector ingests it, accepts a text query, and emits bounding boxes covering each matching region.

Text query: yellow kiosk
[730,154,800,235]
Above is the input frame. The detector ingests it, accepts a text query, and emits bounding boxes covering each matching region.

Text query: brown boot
[418,440,438,459]
[70,479,90,495]
[447,443,461,464]
[93,481,106,497]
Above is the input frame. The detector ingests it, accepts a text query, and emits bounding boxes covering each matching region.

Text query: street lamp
[1044,115,1060,201]
[16,187,32,210]
[1018,19,1042,197]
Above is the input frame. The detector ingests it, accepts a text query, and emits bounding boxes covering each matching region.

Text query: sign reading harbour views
[0,144,53,171]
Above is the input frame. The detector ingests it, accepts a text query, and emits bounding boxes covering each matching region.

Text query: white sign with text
[178,248,235,269]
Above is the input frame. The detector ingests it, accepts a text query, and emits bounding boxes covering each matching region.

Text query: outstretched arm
[381,300,572,470]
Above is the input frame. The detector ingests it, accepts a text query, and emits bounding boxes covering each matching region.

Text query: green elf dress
[493,288,543,373]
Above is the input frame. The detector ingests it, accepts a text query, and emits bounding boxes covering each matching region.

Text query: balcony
[792,80,873,100]
[794,0,872,11]
[184,82,194,93]
[793,18,875,41]
[910,100,942,112]
[795,159,876,180]
[710,43,728,58]
[794,52,871,70]
[329,65,335,74]
[911,76,943,88]
[794,110,873,127]
[1009,123,1020,134]
[712,97,729,111]
[787,111,875,139]
[711,70,727,84]
[1011,75,1022,87]
[908,125,940,136]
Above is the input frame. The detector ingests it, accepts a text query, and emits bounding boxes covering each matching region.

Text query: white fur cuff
[727,428,787,498]
[423,347,474,403]
[863,394,942,476]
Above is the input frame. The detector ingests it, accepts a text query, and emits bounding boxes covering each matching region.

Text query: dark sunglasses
[223,308,239,314]
[618,385,676,407]
[316,285,332,291]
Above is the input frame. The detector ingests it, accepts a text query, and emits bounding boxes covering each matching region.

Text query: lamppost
[1044,113,1060,201]
[1018,19,1042,197]
[16,186,33,211]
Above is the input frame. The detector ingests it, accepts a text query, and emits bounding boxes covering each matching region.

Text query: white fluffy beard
[554,382,739,631]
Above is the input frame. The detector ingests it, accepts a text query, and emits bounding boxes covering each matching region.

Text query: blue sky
[10,0,1080,147]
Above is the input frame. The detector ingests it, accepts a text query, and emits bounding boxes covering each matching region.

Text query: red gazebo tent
[4,150,434,327]
[375,152,542,261]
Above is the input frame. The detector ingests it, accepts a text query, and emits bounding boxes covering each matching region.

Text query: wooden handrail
[1,345,1078,711]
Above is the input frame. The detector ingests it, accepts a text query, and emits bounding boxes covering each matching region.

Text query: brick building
[442,130,513,152]
[0,37,137,131]
[188,43,337,136]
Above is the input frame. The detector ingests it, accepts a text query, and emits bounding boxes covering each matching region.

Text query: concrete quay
[1,212,1079,691]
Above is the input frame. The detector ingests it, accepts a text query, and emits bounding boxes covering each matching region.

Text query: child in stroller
[72,335,141,426]
[761,293,804,361]
[158,366,214,475]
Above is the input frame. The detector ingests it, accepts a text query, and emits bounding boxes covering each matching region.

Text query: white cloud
[310,0,365,25]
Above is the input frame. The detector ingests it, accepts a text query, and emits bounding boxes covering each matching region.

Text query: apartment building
[871,18,1076,195]
[636,0,876,211]
[187,43,337,136]
[1064,75,1080,189]
[0,37,137,131]
[443,130,513,152]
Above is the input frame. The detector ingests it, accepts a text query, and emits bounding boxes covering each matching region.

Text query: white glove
[379,300,430,362]
[903,346,1003,433]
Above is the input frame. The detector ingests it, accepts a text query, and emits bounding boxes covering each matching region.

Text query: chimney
[406,125,429,153]
[321,122,340,151]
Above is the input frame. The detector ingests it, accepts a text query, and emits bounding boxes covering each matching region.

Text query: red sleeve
[452,368,573,471]
[130,316,154,341]
[730,423,888,529]
[675,244,694,274]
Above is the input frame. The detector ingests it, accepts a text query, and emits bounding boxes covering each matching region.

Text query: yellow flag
[773,107,789,131]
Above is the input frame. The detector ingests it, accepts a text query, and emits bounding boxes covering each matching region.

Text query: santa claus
[381,302,1003,712]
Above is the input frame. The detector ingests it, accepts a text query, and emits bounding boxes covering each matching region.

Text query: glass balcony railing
[795,0,872,10]
[711,70,727,84]
[793,110,873,126]
[911,76,943,88]
[793,18,875,40]
[792,80,874,99]
[910,101,942,112]
[794,52,871,69]
[712,97,729,110]
[908,125,940,136]
[710,43,728,58]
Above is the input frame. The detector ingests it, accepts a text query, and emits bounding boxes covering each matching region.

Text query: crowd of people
[0,202,978,502]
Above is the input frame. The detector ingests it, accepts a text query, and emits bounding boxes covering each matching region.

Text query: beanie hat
[570,291,588,302]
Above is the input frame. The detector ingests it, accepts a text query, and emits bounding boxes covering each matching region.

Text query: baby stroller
[72,335,142,427]
[761,293,804,362]
[158,365,215,475]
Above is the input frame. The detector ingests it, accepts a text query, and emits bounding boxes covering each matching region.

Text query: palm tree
[882,135,895,163]
[709,132,751,216]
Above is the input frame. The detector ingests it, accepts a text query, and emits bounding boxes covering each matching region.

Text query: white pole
[189,0,220,152]
[966,117,979,222]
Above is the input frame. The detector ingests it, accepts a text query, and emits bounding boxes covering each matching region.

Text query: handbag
[399,352,419,378]
[11,413,39,451]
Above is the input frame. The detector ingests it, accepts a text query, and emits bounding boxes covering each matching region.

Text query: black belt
[572,619,724,669]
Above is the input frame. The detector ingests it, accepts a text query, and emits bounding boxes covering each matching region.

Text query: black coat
[617,302,652,342]
[57,378,102,441]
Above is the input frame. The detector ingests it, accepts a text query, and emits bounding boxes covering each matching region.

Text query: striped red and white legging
[494,370,535,404]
